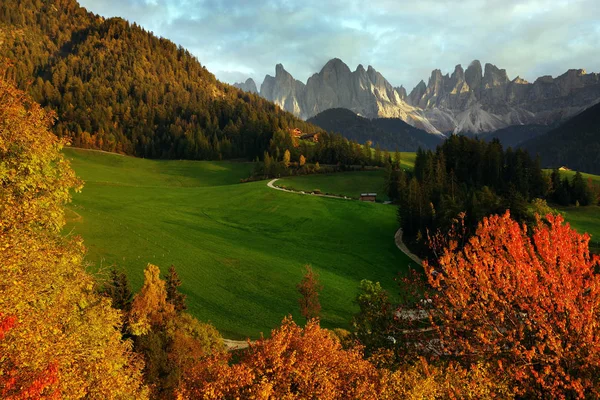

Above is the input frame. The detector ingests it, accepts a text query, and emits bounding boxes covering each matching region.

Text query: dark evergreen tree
[165,265,187,313]
[102,266,133,311]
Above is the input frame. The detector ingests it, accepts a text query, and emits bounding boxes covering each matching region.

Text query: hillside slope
[0,0,317,160]
[521,102,600,173]
[64,149,411,338]
[308,108,443,151]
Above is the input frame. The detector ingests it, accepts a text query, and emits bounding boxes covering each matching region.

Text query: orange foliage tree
[0,71,147,398]
[296,264,322,321]
[424,211,600,398]
[179,317,387,399]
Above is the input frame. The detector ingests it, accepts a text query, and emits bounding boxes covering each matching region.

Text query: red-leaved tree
[424,211,600,398]
[297,265,322,321]
[0,313,60,399]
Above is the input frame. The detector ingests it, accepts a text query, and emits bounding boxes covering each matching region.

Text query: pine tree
[165,264,187,312]
[103,266,133,311]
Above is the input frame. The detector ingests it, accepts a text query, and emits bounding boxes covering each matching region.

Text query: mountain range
[240,59,600,135]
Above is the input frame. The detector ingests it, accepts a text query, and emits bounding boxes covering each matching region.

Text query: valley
[64,148,413,339]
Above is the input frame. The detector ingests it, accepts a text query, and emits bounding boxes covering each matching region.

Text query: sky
[78,0,600,91]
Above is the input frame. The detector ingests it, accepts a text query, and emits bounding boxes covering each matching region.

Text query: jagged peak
[512,75,529,84]
[468,59,482,70]
[534,75,554,84]
[483,63,509,82]
[356,63,365,72]
[560,68,587,78]
[275,63,287,75]
[322,57,349,70]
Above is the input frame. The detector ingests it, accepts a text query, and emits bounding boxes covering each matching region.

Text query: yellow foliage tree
[283,149,291,168]
[0,72,81,233]
[129,264,176,336]
[0,72,148,399]
[299,154,306,167]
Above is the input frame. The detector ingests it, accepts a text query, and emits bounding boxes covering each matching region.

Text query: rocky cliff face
[232,78,258,94]
[259,59,438,133]
[255,59,600,134]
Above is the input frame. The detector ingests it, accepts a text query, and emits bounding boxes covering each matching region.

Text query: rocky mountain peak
[451,64,465,81]
[512,76,529,84]
[232,78,258,93]
[483,63,509,87]
[275,63,290,77]
[321,58,351,73]
[465,60,483,90]
[396,85,407,100]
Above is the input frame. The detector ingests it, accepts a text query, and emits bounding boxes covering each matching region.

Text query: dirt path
[267,178,351,200]
[223,338,250,351]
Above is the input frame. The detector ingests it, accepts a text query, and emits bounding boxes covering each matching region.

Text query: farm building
[359,193,377,202]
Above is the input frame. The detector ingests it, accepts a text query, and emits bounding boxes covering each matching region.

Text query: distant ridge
[520,102,600,174]
[307,108,443,151]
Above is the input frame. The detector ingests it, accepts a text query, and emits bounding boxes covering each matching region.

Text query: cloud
[79,0,600,90]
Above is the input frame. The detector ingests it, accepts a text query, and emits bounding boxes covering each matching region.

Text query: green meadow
[278,170,389,200]
[557,206,600,254]
[546,169,600,253]
[64,148,414,339]
[547,169,600,185]
[277,153,416,201]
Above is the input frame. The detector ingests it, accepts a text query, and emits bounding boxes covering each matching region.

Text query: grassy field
[64,148,414,339]
[277,170,389,201]
[546,169,600,253]
[277,153,416,201]
[544,169,600,185]
[557,205,600,254]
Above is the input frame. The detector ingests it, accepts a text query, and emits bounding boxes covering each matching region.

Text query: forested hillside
[0,0,318,160]
[521,102,600,174]
[307,108,443,151]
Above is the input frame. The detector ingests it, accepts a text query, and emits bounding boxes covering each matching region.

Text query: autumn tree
[128,264,224,398]
[165,264,187,312]
[179,317,385,399]
[299,154,306,167]
[0,71,147,398]
[424,211,600,398]
[129,264,176,336]
[283,148,291,168]
[297,265,322,321]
